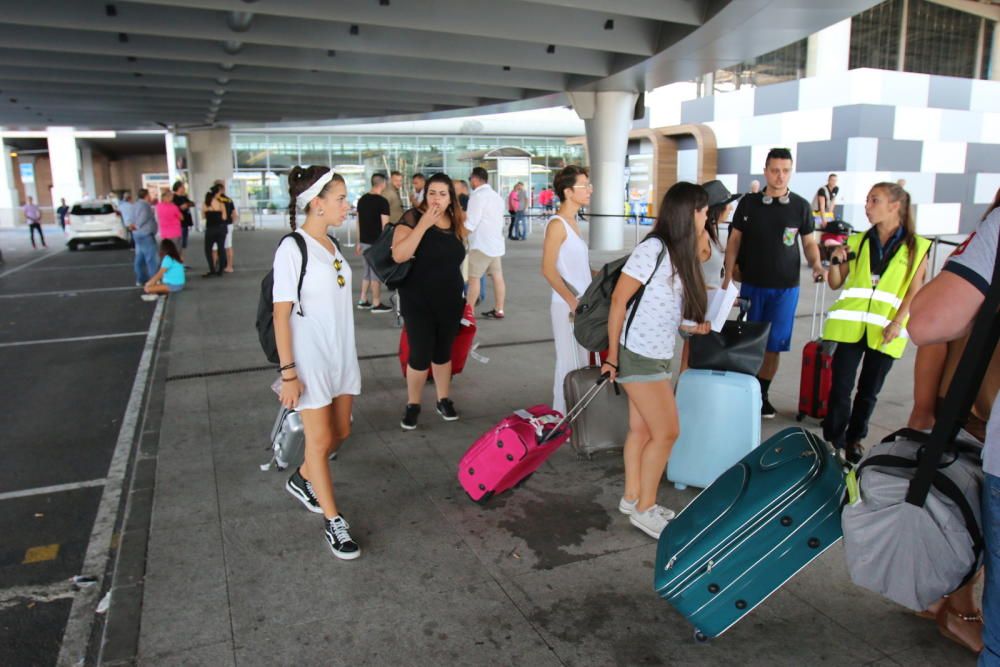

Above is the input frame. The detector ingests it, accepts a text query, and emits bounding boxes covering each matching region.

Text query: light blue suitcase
[667,369,761,490]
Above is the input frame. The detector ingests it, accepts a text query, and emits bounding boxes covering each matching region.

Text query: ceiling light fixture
[118,32,129,43]
[547,44,555,54]
[219,62,236,71]
[380,0,390,5]
[223,40,243,55]
[133,72,142,77]
[214,88,226,96]
[327,49,336,57]
[216,77,230,85]
[503,66,511,71]
[350,24,359,35]
[604,19,614,30]
[127,56,137,62]
[105,4,118,17]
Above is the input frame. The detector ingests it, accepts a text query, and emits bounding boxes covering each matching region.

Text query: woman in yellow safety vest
[823,182,930,463]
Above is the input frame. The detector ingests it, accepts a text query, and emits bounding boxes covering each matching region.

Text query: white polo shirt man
[465,169,508,318]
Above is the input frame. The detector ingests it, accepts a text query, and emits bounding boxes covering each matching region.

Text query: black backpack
[256,232,340,364]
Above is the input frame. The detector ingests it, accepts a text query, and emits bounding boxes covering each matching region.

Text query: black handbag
[363,222,412,290]
[688,301,770,376]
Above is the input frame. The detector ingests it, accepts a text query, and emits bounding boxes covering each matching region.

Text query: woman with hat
[678,180,741,373]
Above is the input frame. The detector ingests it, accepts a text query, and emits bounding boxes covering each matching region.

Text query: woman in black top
[202,184,228,277]
[391,173,467,430]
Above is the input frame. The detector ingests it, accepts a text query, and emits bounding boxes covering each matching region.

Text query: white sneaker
[618,496,638,515]
[140,294,158,302]
[629,504,676,539]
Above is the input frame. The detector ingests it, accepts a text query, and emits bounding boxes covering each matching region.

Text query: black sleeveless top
[205,209,225,227]
[398,208,466,306]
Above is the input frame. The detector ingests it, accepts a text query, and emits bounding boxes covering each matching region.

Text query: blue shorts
[740,284,799,353]
[166,283,184,293]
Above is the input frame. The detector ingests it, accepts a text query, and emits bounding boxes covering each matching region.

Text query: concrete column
[80,142,96,199]
[186,127,232,203]
[570,90,638,251]
[991,20,1000,81]
[46,126,83,208]
[807,18,851,78]
[0,144,18,227]
[165,131,179,185]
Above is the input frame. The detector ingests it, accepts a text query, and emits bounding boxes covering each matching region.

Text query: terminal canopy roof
[0,0,878,129]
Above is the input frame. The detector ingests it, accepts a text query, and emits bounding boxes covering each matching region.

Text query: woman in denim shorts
[602,182,711,539]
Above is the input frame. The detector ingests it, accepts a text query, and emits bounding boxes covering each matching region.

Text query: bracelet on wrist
[279,362,296,371]
[603,361,618,370]
[280,375,298,382]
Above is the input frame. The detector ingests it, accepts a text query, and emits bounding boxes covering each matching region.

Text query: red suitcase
[797,281,836,421]
[399,304,477,378]
[458,375,610,504]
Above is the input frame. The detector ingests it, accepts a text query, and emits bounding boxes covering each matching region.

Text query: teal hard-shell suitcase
[654,427,846,641]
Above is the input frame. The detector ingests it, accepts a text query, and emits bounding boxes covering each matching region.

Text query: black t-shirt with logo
[357,193,390,244]
[731,191,814,288]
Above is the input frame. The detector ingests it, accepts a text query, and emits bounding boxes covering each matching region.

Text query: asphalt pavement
[0,226,159,667]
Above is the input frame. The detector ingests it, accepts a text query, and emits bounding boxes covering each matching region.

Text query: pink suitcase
[458,376,610,504]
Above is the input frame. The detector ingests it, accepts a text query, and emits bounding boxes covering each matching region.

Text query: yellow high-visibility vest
[822,230,930,359]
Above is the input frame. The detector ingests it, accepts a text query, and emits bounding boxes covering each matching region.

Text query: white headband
[296,170,334,211]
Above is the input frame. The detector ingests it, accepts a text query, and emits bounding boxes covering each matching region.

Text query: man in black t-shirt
[172,180,194,250]
[724,148,826,418]
[356,173,392,313]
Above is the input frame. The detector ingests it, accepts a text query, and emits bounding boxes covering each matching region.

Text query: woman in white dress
[273,165,363,560]
[541,165,593,414]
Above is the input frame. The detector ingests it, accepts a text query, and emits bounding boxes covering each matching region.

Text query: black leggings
[822,339,895,449]
[204,225,227,274]
[403,299,463,372]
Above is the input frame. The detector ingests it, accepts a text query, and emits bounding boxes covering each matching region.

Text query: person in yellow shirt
[823,182,929,463]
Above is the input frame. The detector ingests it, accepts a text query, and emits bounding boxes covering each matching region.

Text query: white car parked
[66,200,130,251]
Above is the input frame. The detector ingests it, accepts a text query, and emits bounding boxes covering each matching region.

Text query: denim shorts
[617,346,672,384]
[166,283,184,293]
[740,284,800,352]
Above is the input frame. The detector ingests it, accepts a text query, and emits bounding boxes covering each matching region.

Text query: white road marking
[0,331,148,348]
[0,285,138,299]
[0,479,106,502]
[57,296,164,667]
[0,249,63,278]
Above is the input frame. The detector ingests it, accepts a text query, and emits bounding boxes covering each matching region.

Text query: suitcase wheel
[514,472,534,489]
[693,630,709,644]
[796,413,805,422]
[474,491,494,505]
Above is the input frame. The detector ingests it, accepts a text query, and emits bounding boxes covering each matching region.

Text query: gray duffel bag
[842,428,983,611]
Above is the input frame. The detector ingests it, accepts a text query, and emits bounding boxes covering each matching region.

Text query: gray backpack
[573,238,666,352]
[842,243,999,611]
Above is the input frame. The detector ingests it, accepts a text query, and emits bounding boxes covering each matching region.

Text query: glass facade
[851,0,992,79]
[231,133,585,210]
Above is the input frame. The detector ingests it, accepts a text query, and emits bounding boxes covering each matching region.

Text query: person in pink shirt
[156,191,184,257]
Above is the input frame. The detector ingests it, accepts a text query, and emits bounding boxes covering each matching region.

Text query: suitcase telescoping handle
[539,372,613,444]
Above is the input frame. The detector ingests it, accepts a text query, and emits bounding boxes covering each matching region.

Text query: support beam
[46,126,82,209]
[992,19,1000,81]
[806,18,851,78]
[186,128,232,210]
[570,90,638,251]
[925,0,1000,22]
[0,144,19,227]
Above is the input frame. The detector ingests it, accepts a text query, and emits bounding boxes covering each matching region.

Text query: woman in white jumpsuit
[541,165,593,414]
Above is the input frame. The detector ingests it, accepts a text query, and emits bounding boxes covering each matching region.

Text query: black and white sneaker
[436,398,459,422]
[401,404,420,430]
[371,303,393,314]
[356,300,372,310]
[325,515,360,560]
[761,398,777,419]
[285,468,322,514]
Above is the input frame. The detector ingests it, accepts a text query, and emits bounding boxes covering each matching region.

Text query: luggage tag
[845,468,860,505]
[871,274,880,287]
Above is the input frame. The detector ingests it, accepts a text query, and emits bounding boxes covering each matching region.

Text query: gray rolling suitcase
[563,366,629,458]
[261,406,305,471]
